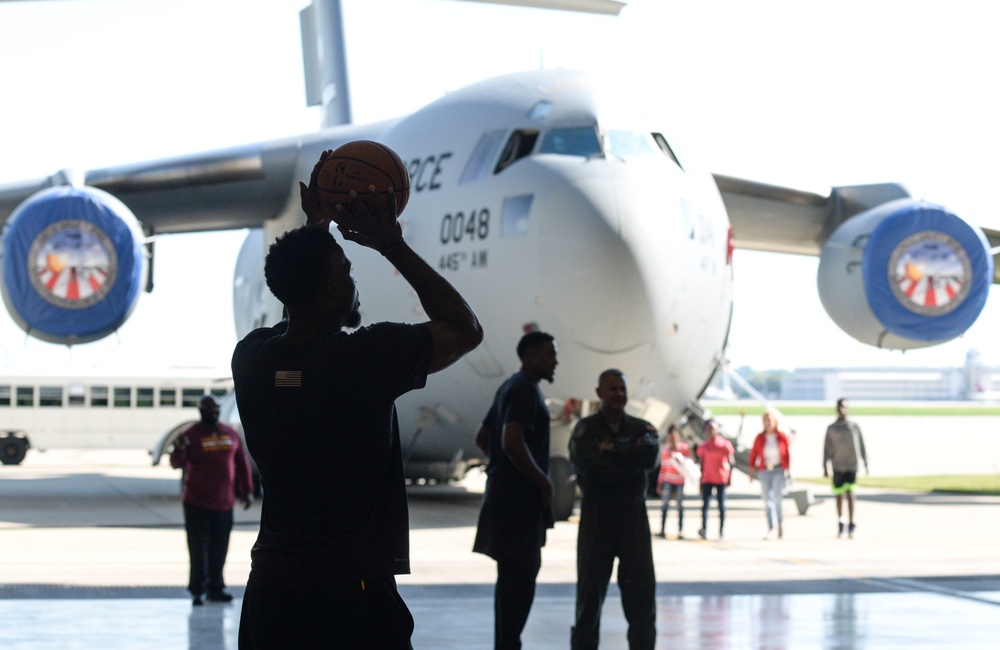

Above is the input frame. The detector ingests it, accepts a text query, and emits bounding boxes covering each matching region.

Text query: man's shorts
[832,471,858,495]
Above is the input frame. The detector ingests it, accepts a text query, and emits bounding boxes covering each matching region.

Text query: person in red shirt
[170,394,253,605]
[748,410,792,540]
[695,419,734,540]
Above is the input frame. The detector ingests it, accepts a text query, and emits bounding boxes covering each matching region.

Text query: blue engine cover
[1,186,146,344]
[864,201,993,342]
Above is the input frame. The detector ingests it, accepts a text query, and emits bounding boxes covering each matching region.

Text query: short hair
[667,423,680,434]
[836,397,848,408]
[597,368,625,385]
[264,226,343,307]
[516,330,554,360]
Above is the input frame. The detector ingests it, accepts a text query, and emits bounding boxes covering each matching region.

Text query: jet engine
[817,198,993,349]
[0,186,146,345]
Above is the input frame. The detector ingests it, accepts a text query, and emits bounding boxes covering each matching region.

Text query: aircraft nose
[530,165,655,353]
[524,153,732,396]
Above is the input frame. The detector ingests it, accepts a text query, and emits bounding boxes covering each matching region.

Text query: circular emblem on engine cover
[888,231,971,316]
[27,220,117,309]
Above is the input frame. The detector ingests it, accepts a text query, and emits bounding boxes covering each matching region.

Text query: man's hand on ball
[334,188,402,253]
[300,149,338,227]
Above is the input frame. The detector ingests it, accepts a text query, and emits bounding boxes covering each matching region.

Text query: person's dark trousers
[673,485,684,531]
[660,483,684,534]
[572,498,656,650]
[700,483,727,535]
[239,577,414,649]
[183,501,233,597]
[494,547,542,649]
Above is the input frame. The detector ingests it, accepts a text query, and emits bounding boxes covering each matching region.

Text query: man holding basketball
[233,147,483,649]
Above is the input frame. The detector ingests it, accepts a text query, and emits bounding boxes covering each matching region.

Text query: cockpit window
[536,128,656,161]
[491,127,675,173]
[651,132,684,170]
[495,129,539,174]
[607,130,655,159]
[460,129,508,184]
[538,128,601,158]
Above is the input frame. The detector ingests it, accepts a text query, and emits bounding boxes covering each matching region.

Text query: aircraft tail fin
[300,0,352,127]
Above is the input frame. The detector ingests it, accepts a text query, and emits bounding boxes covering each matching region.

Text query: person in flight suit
[569,369,659,650]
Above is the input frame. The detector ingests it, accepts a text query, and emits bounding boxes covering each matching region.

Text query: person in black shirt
[473,330,558,650]
[233,149,483,649]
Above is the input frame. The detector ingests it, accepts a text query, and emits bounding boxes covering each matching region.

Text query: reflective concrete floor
[2,581,999,649]
[2,450,999,649]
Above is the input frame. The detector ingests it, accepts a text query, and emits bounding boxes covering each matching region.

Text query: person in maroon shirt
[170,394,253,605]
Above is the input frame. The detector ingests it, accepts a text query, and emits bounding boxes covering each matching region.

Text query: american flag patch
[275,370,302,387]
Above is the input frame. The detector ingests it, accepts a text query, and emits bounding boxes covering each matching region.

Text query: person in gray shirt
[823,398,869,539]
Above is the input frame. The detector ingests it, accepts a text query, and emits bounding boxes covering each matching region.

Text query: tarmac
[1,448,998,649]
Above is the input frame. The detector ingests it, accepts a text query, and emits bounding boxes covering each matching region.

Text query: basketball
[316,140,410,215]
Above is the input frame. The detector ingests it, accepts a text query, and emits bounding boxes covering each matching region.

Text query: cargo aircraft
[1,0,997,518]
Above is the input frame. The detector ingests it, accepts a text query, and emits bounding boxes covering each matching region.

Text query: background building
[711,350,1000,402]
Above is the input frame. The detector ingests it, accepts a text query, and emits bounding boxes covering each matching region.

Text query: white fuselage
[237,71,734,470]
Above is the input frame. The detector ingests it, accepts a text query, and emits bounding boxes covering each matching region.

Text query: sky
[1,0,999,376]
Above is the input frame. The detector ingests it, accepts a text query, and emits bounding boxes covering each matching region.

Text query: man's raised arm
[381,241,483,372]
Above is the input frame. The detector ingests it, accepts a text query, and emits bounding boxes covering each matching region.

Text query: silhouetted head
[517,330,557,383]
[198,394,220,426]
[265,226,360,329]
[595,368,627,415]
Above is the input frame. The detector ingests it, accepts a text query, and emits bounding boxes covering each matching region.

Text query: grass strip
[795,474,1000,495]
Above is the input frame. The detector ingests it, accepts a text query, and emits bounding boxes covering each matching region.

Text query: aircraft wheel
[549,456,577,522]
[0,434,29,465]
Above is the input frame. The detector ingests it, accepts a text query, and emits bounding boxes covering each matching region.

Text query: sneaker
[207,592,234,603]
[677,532,685,540]
[655,532,666,539]
[778,525,784,539]
[698,528,707,540]
[848,523,856,539]
[764,529,774,541]
[837,522,845,538]
[192,595,204,606]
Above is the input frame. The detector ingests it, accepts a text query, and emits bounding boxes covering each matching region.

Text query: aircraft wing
[981,227,1000,261]
[0,136,303,236]
[0,134,319,345]
[716,173,1000,285]
[713,173,911,257]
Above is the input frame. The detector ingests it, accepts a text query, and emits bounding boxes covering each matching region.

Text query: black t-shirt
[472,372,553,559]
[231,320,432,585]
[481,371,551,501]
